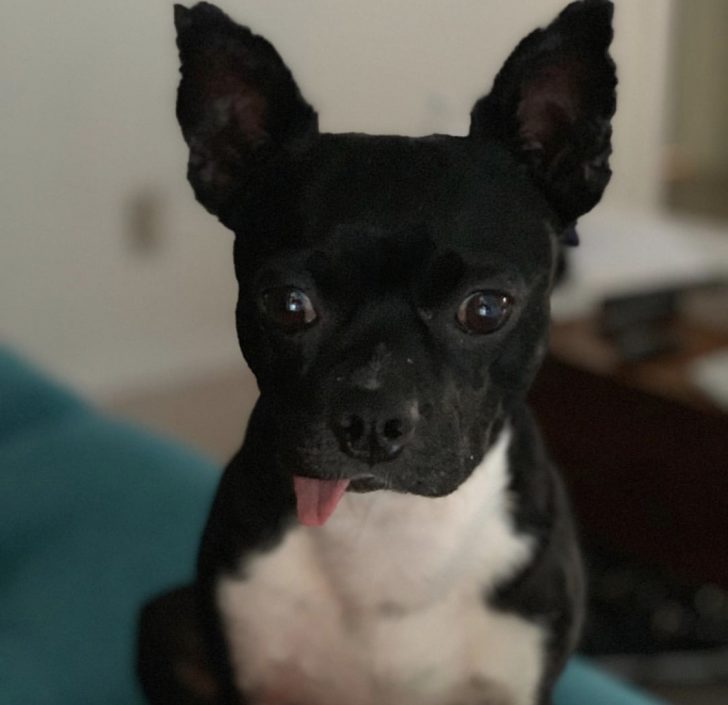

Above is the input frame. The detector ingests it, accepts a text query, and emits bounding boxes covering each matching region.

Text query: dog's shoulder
[493,405,586,692]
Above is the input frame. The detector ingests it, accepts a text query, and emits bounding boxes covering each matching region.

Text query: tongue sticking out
[292,476,350,527]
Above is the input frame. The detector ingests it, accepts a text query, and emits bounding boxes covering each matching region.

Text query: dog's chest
[217,431,545,705]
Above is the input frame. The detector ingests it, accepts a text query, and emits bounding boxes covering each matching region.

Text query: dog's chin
[348,476,388,493]
[348,476,463,497]
[286,448,475,498]
[298,473,457,497]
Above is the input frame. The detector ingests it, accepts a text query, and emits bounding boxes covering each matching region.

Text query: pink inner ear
[192,50,270,145]
[517,59,585,158]
[230,90,269,143]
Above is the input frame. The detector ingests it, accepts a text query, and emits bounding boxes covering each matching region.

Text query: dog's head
[174,1,616,518]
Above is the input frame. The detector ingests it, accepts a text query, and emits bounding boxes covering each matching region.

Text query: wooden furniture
[530,319,728,589]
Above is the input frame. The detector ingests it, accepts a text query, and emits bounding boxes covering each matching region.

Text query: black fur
[139,3,616,704]
[489,406,585,703]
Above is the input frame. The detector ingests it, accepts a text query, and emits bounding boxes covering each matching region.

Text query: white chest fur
[217,430,545,705]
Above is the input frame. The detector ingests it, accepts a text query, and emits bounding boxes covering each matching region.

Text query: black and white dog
[138,2,617,704]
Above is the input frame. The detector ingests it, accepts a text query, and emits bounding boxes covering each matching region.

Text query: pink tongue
[292,476,350,527]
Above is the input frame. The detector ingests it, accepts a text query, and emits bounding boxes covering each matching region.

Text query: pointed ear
[174,3,318,221]
[470,0,617,226]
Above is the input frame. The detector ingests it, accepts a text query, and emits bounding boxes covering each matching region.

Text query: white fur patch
[217,429,544,705]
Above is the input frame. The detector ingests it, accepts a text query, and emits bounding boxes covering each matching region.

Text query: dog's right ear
[174,3,318,222]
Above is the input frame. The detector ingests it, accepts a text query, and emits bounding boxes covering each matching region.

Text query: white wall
[1,0,676,397]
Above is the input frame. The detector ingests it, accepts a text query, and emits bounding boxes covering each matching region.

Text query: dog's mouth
[292,472,386,526]
[292,476,351,527]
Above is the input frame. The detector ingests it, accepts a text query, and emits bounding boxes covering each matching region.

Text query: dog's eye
[260,287,318,332]
[456,291,512,335]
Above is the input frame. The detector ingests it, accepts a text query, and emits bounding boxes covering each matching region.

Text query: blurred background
[2,1,728,703]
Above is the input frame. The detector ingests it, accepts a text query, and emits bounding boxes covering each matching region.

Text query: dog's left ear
[470,0,616,227]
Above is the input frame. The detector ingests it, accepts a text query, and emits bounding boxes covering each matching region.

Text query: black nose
[332,402,418,464]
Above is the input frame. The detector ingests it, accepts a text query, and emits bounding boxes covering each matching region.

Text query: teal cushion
[0,349,218,705]
[0,348,664,704]
[556,659,666,705]
[0,350,85,442]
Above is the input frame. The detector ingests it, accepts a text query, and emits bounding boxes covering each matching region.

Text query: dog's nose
[332,402,418,464]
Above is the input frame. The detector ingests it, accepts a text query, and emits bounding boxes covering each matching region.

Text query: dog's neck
[216,425,543,705]
[241,427,532,615]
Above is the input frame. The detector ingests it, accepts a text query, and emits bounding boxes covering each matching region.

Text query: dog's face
[228,136,560,499]
[174,1,616,500]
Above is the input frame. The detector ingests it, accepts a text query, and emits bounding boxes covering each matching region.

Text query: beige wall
[670,0,728,173]
[1,0,676,396]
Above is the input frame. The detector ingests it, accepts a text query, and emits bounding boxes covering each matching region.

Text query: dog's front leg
[138,584,225,705]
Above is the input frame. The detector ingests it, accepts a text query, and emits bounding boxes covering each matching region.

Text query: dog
[138,2,616,704]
